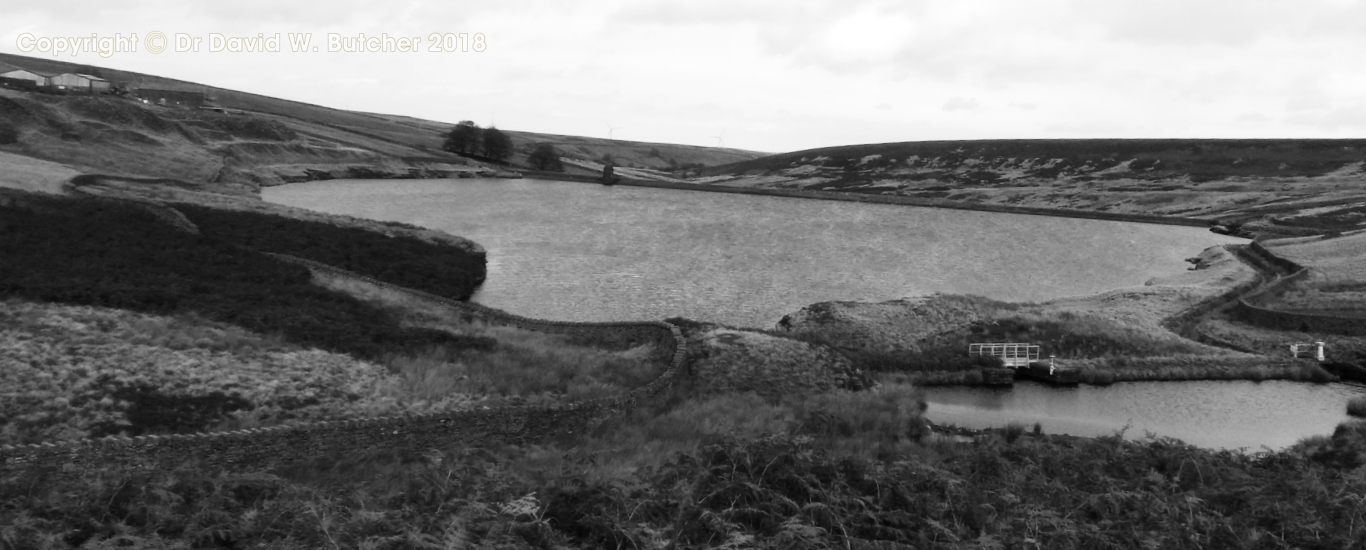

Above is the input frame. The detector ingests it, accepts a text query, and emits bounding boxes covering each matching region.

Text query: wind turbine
[605,121,622,140]
[711,130,726,148]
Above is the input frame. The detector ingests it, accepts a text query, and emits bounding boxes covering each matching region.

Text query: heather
[175,203,485,301]
[0,193,492,362]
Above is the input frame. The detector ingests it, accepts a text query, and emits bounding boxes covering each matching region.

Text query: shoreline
[515,171,1217,228]
[891,360,1340,387]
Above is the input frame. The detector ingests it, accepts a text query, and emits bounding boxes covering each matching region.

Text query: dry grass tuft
[508,382,927,486]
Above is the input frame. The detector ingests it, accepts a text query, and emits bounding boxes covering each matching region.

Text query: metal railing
[968,343,1041,368]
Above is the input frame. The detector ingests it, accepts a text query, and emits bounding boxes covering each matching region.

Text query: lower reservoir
[920,380,1366,450]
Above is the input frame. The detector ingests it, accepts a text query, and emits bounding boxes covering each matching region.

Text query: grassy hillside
[0,53,764,190]
[705,139,1366,237]
[0,190,669,444]
[360,112,767,174]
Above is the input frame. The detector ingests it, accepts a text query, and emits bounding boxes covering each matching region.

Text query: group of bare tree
[442,121,513,162]
[443,121,564,172]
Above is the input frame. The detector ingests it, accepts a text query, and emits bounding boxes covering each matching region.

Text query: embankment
[0,256,688,481]
[1160,241,1365,342]
[1159,243,1284,352]
[835,241,1348,387]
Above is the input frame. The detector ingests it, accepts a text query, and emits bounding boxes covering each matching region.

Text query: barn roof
[0,68,53,77]
[74,73,108,82]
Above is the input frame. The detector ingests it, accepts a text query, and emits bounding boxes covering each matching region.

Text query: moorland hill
[705,138,1366,237]
[0,53,765,190]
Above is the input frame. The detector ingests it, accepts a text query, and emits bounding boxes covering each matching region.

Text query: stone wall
[1231,290,1366,335]
[1158,241,1365,338]
[1159,244,1269,338]
[0,255,687,481]
[1228,243,1366,336]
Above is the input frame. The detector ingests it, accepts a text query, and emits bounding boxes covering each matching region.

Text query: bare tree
[481,127,513,162]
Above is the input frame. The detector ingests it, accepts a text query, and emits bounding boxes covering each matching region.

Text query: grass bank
[785,301,1259,385]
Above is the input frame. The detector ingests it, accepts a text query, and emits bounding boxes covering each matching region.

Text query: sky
[4,0,1366,153]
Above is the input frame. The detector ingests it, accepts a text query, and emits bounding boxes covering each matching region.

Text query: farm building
[0,69,51,87]
[134,88,206,108]
[78,74,111,93]
[50,73,110,93]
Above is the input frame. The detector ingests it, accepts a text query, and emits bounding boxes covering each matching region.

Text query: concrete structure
[1289,341,1326,362]
[0,69,51,87]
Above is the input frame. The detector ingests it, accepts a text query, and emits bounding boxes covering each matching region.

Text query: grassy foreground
[4,381,1366,549]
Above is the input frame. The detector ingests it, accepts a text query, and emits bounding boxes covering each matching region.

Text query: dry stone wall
[1,255,687,481]
[1162,241,1366,339]
[1229,243,1366,336]
[1160,244,1270,337]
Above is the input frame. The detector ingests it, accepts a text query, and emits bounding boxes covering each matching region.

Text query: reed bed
[1348,396,1366,418]
[1082,362,1337,385]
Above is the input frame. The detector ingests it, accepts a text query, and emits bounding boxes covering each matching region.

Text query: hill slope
[358,112,767,177]
[705,139,1366,236]
[0,53,764,191]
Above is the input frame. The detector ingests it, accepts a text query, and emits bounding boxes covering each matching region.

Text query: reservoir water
[920,380,1366,450]
[264,178,1356,449]
[264,178,1242,328]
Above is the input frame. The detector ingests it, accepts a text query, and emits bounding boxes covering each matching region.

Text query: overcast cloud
[4,0,1364,152]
